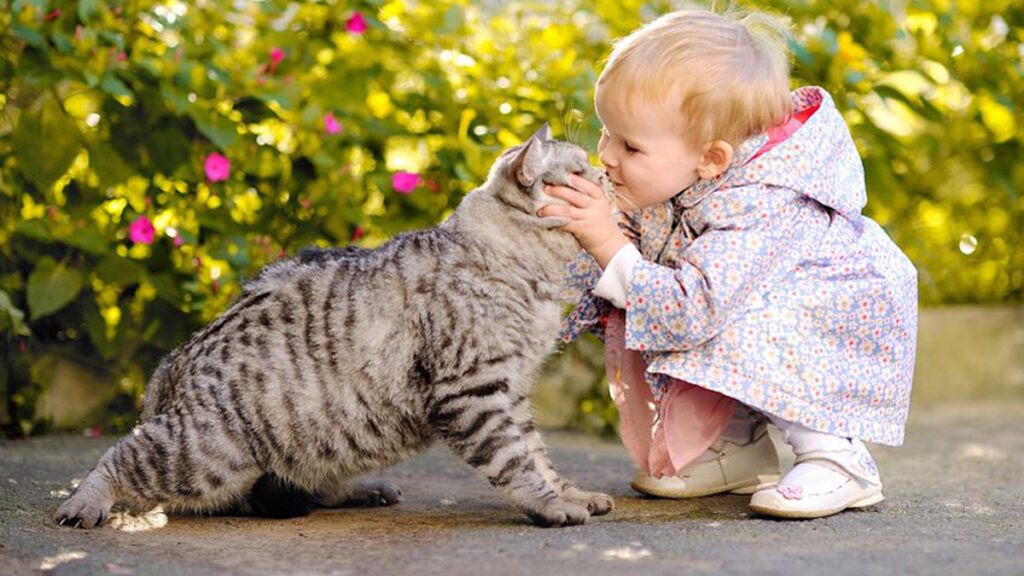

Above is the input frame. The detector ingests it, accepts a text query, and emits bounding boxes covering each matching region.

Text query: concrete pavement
[1,401,1022,575]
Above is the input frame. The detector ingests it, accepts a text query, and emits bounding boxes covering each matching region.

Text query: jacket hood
[674,87,867,216]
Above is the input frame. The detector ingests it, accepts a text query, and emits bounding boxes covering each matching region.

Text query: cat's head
[487,124,613,228]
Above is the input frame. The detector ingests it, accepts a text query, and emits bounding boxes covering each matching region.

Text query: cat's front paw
[55,492,113,529]
[563,487,614,516]
[524,498,590,528]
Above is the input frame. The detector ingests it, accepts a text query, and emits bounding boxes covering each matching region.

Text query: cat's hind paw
[319,479,404,508]
[357,480,403,507]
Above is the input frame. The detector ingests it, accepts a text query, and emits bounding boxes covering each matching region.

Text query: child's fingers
[545,185,593,208]
[538,204,589,226]
[537,204,570,220]
[568,173,605,199]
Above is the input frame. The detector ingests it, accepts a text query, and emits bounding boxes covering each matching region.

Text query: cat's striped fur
[56,126,614,528]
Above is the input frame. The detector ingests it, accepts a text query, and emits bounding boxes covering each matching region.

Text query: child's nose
[598,148,617,170]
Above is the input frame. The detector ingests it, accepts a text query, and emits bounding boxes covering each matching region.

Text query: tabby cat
[56,125,615,528]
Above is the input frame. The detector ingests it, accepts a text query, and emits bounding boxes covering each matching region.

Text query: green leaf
[12,25,45,48]
[78,0,104,23]
[14,219,54,243]
[12,0,49,12]
[95,256,143,286]
[13,97,83,192]
[99,71,133,99]
[148,124,191,173]
[160,82,190,114]
[81,297,117,359]
[50,33,73,54]
[88,141,134,187]
[148,272,183,307]
[188,106,239,150]
[60,226,109,255]
[97,31,125,51]
[27,257,84,320]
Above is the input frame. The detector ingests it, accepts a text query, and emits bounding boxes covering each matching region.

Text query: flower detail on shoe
[777,485,803,500]
[857,451,878,479]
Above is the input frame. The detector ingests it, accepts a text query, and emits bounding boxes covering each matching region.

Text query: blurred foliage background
[0,0,1021,437]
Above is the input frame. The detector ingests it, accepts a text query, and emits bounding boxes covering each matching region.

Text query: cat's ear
[527,122,552,142]
[508,138,545,188]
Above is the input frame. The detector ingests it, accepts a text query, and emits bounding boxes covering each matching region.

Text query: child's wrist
[591,232,630,270]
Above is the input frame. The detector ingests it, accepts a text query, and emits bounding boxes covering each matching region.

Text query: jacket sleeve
[623,185,814,352]
[558,250,611,343]
[558,209,640,344]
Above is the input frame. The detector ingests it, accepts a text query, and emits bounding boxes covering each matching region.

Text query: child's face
[595,90,704,211]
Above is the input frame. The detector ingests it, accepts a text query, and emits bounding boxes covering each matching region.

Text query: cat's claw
[55,494,111,529]
[580,491,614,516]
[563,487,614,516]
[525,498,590,528]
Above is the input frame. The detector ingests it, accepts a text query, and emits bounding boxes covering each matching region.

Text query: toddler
[540,8,917,518]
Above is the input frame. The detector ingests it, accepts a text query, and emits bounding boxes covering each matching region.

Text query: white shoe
[748,438,883,519]
[630,424,781,498]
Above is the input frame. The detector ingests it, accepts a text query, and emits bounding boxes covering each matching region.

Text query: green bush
[1,0,1020,437]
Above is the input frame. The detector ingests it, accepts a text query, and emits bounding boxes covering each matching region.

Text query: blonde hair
[597,6,793,147]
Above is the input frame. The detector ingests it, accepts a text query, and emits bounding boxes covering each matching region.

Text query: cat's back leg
[314,477,404,508]
[55,411,263,528]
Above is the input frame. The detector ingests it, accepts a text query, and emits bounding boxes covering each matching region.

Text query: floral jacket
[561,87,918,446]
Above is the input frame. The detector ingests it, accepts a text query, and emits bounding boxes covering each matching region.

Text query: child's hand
[537,174,629,269]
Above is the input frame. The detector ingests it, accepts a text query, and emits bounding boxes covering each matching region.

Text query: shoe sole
[748,491,885,519]
[631,473,780,499]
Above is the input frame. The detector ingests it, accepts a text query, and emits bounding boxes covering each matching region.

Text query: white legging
[769,415,853,454]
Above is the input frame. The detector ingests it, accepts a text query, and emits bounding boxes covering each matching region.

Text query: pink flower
[392,171,420,194]
[173,235,184,247]
[778,485,804,501]
[44,8,61,20]
[204,152,231,182]
[129,215,155,245]
[324,113,342,134]
[270,47,285,65]
[347,12,367,34]
[351,227,364,241]
[268,47,285,74]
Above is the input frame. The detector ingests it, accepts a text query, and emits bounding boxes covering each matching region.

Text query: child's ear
[697,140,733,180]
